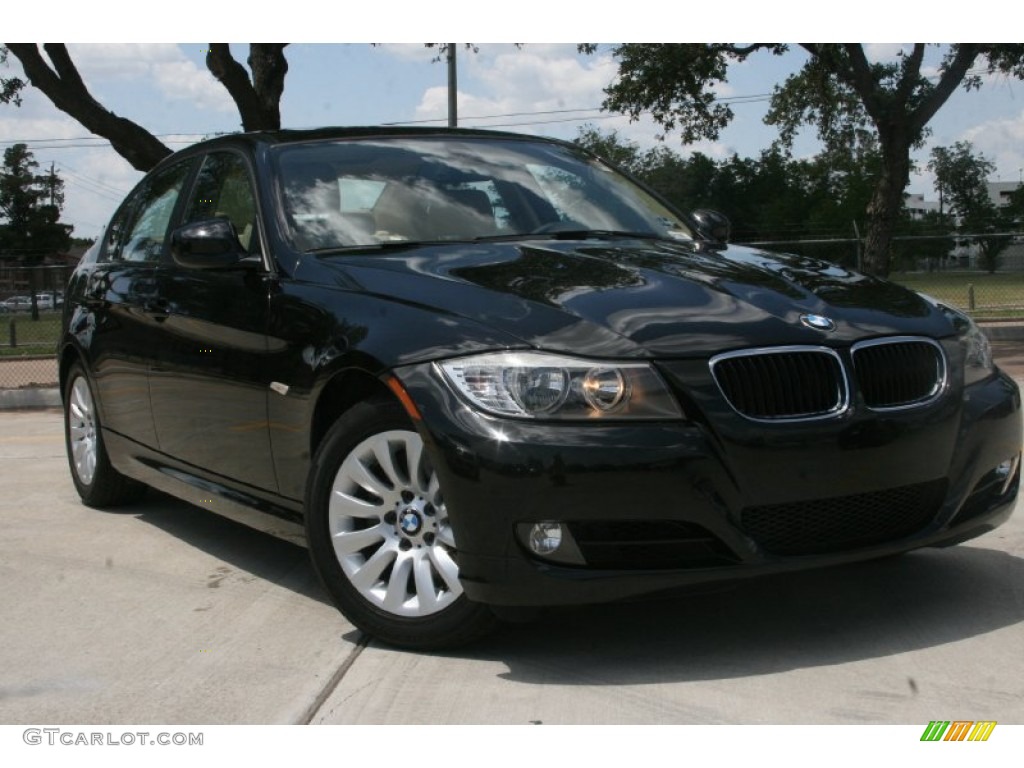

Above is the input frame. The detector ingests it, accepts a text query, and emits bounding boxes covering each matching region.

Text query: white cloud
[58,148,141,237]
[963,111,1024,184]
[66,43,231,112]
[864,44,911,63]
[0,115,84,144]
[375,44,440,63]
[410,45,733,161]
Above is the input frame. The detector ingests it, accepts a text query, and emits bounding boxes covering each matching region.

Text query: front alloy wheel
[306,399,496,649]
[329,429,462,617]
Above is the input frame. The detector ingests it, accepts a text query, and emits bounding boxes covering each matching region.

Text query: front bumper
[395,361,1022,607]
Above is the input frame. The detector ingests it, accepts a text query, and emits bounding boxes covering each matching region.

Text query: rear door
[82,158,195,448]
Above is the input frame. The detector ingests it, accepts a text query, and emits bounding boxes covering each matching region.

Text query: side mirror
[171,218,252,269]
[690,209,731,246]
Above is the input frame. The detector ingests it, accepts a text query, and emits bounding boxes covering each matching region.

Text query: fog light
[996,454,1020,496]
[528,522,563,555]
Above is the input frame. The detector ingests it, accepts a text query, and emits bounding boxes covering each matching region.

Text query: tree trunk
[206,44,287,131]
[860,139,911,278]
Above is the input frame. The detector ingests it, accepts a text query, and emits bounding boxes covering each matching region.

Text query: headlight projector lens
[582,367,629,412]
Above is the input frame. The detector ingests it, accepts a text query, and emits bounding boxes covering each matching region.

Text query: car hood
[318,238,957,358]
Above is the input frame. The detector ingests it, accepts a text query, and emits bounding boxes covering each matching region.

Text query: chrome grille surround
[709,346,850,422]
[851,336,948,411]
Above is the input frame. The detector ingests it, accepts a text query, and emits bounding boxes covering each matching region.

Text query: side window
[99,197,137,264]
[101,161,192,264]
[184,152,259,253]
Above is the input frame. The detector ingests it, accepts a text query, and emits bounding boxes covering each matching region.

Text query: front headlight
[919,293,994,386]
[436,351,683,420]
[960,316,995,385]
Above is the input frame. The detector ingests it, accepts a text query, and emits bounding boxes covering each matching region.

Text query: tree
[0,143,73,260]
[0,143,73,319]
[1,44,289,172]
[584,43,1024,277]
[929,141,1008,273]
[574,125,881,263]
[929,141,995,221]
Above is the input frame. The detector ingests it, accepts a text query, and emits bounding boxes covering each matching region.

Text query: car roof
[152,126,575,170]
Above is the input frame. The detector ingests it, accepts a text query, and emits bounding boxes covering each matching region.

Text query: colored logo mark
[799,313,836,332]
[920,720,996,741]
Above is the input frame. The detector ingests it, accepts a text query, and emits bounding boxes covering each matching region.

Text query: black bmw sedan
[59,127,1022,649]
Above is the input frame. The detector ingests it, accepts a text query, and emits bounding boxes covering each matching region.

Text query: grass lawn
[888,271,1024,320]
[0,312,62,357]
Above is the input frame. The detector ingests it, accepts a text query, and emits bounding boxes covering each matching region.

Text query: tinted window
[102,160,193,264]
[184,152,259,253]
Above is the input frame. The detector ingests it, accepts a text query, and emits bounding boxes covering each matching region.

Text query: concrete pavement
[1,405,1023,724]
[0,411,357,723]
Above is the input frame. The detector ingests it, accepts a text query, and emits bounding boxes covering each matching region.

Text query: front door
[148,150,279,493]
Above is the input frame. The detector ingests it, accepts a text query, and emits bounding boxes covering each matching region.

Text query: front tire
[305,399,497,649]
[64,363,145,507]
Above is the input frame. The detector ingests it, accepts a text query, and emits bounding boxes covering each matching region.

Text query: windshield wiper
[307,240,429,256]
[473,230,668,243]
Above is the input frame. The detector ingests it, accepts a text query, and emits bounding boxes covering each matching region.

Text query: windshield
[272,136,694,251]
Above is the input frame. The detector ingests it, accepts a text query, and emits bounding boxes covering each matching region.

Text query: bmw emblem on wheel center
[399,510,422,535]
[800,313,836,331]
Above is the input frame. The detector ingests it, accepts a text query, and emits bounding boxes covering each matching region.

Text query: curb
[0,388,61,410]
[979,322,1024,340]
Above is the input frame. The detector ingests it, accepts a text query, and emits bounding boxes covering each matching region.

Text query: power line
[53,162,131,196]
[1,89,782,147]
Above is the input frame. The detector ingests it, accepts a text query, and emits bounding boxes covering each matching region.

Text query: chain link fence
[737,235,1024,320]
[1,264,70,391]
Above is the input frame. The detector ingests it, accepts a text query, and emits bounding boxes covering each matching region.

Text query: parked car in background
[0,295,33,313]
[58,127,1022,649]
[34,293,56,311]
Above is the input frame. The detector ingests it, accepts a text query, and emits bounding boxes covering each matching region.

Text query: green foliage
[0,143,73,262]
[928,142,995,221]
[587,43,1024,277]
[601,44,788,144]
[0,46,25,106]
[929,141,1009,273]
[573,126,884,265]
[765,49,876,155]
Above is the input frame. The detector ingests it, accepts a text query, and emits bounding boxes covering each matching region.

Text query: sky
[4,8,1024,241]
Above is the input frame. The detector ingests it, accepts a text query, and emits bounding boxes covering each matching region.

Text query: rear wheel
[64,363,145,507]
[306,399,497,649]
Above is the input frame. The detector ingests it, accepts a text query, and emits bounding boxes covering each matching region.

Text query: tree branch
[206,44,263,130]
[206,43,287,131]
[42,43,89,93]
[714,44,773,57]
[909,44,979,135]
[248,44,288,127]
[840,44,887,125]
[894,43,925,105]
[4,44,171,171]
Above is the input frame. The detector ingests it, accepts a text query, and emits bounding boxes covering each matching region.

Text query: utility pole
[447,43,458,128]
[852,220,862,272]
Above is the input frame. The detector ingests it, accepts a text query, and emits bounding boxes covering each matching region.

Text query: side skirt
[104,429,308,547]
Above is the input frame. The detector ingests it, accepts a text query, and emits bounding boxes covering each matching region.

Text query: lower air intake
[740,479,947,556]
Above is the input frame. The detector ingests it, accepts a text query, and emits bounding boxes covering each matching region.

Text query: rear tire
[305,399,497,649]
[64,363,146,508]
